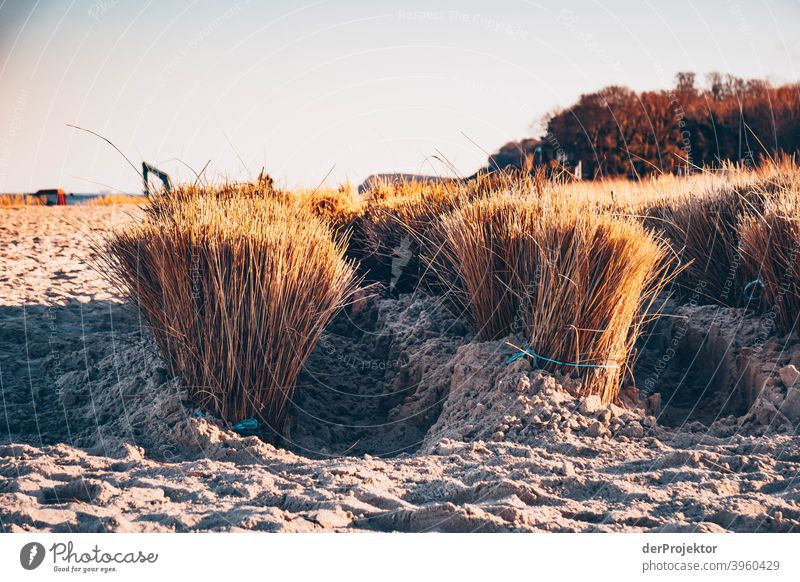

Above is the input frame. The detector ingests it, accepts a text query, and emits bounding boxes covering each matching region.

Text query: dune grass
[637,167,800,306]
[353,170,562,293]
[740,187,800,335]
[85,194,147,205]
[104,194,359,430]
[0,194,46,207]
[355,184,473,293]
[423,194,672,403]
[645,185,759,306]
[147,182,360,233]
[98,159,800,428]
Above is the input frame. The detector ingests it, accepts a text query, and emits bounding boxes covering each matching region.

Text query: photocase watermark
[749,242,800,354]
[672,97,694,171]
[0,88,29,191]
[642,279,707,393]
[19,541,159,574]
[319,335,409,372]
[720,242,743,304]
[138,1,250,119]
[452,75,504,99]
[727,0,752,38]
[397,9,529,38]
[46,303,65,393]
[87,0,120,22]
[191,245,201,300]
[555,9,625,74]
[20,542,46,570]
[543,130,570,169]
[647,63,694,172]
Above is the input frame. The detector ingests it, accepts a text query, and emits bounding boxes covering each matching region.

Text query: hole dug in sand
[284,293,469,457]
[283,291,662,458]
[635,301,800,435]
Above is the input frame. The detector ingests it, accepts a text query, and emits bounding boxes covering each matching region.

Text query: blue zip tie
[506,348,620,369]
[233,418,259,434]
[742,278,764,301]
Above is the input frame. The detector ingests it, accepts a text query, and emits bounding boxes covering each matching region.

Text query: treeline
[489,73,800,179]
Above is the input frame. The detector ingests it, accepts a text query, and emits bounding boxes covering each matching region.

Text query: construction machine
[142,162,172,197]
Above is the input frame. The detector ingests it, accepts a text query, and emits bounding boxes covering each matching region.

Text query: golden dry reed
[356,183,473,293]
[424,194,672,403]
[643,166,798,306]
[646,185,761,306]
[355,169,560,293]
[147,181,360,232]
[105,192,359,430]
[0,194,46,207]
[740,186,800,335]
[85,194,147,205]
[99,158,800,424]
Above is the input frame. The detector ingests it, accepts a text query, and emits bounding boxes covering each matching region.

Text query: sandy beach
[1,205,799,533]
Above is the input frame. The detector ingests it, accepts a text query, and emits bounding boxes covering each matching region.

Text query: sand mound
[421,343,654,451]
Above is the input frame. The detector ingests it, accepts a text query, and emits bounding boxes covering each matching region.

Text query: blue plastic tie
[506,348,620,369]
[233,418,259,434]
[742,278,764,301]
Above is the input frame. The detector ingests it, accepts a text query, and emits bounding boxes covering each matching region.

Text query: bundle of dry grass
[354,171,559,294]
[0,194,46,207]
[632,162,800,306]
[149,182,359,234]
[356,187,470,293]
[85,194,147,205]
[425,194,671,403]
[146,180,279,220]
[291,185,362,232]
[105,195,359,430]
[740,189,800,335]
[645,180,771,306]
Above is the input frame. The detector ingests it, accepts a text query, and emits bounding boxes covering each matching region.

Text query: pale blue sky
[0,0,798,193]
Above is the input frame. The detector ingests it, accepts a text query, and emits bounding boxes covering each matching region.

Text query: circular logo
[20,542,46,570]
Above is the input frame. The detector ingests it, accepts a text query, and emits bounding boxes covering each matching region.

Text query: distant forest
[488,73,800,179]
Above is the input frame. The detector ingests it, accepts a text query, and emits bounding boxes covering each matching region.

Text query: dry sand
[1,205,799,532]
